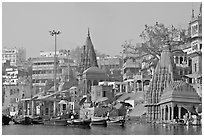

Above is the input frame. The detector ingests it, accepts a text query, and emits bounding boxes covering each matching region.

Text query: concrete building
[97,56,123,81]
[2,47,26,66]
[31,55,76,94]
[91,85,114,103]
[184,5,202,85]
[82,66,107,101]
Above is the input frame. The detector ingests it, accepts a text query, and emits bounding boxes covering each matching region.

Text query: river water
[2,122,202,135]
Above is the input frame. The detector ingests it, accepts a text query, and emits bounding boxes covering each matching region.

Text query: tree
[139,22,188,60]
[123,22,189,70]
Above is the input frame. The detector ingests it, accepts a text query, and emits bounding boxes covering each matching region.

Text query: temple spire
[88,28,90,37]
[192,9,195,19]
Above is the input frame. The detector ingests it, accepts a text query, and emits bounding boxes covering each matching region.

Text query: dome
[159,81,201,104]
[83,66,106,74]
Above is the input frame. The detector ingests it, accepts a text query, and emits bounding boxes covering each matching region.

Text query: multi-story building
[122,43,146,81]
[184,5,202,85]
[2,47,26,66]
[31,57,67,93]
[97,56,123,81]
[2,66,32,116]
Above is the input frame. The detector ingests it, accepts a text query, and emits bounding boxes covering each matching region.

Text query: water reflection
[2,122,202,135]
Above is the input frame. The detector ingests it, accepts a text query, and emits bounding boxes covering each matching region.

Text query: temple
[145,44,201,123]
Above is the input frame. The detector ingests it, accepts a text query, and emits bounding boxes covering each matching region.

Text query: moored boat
[107,116,125,127]
[31,116,44,124]
[91,117,107,126]
[2,115,11,125]
[13,116,33,125]
[67,119,91,127]
[43,117,67,126]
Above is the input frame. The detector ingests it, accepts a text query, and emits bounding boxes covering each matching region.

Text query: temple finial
[88,28,90,37]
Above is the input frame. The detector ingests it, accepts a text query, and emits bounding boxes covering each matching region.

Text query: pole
[49,30,61,117]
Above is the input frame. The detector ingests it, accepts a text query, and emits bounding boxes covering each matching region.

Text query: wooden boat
[107,117,125,127]
[2,115,11,125]
[67,119,91,127]
[43,117,67,126]
[91,117,107,126]
[13,116,33,125]
[31,116,44,124]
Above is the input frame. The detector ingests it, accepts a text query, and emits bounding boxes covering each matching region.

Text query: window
[194,63,197,72]
[103,91,106,97]
[188,59,192,67]
[63,104,66,110]
[180,57,183,64]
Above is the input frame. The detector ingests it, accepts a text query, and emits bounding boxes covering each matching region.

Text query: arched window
[180,57,183,64]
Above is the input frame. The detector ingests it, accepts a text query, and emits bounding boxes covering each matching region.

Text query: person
[71,114,74,120]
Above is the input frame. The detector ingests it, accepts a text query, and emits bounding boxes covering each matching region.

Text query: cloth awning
[58,100,67,104]
[185,72,202,79]
[95,97,108,103]
[183,105,198,115]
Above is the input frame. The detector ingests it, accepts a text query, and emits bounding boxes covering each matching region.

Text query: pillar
[120,84,122,92]
[53,101,56,117]
[160,106,163,121]
[164,106,166,121]
[171,104,174,121]
[168,105,171,121]
[31,100,35,116]
[22,101,25,116]
[125,82,128,93]
[178,106,181,119]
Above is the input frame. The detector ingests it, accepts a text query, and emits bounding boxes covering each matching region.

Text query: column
[22,101,25,116]
[31,100,35,116]
[164,106,166,121]
[126,82,128,93]
[168,105,171,121]
[53,101,56,117]
[171,104,174,121]
[160,106,163,121]
[120,84,122,92]
[178,106,181,119]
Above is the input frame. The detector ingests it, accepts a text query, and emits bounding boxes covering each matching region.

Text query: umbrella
[95,97,108,103]
[58,100,67,104]
[79,97,87,106]
[115,92,124,100]
[119,101,133,107]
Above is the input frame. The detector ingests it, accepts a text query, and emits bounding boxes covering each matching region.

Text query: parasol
[79,97,87,106]
[119,101,133,107]
[95,97,108,103]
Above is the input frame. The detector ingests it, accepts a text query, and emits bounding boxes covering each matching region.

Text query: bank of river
[2,122,202,135]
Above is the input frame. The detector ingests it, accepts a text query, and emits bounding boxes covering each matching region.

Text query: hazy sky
[2,2,201,58]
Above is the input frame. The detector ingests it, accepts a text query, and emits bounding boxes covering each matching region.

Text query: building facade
[2,47,26,66]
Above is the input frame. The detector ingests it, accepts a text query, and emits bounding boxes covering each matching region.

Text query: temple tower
[79,28,98,73]
[146,44,174,121]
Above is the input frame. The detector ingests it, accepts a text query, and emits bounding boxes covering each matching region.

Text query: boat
[2,115,11,125]
[91,117,107,126]
[67,119,91,127]
[43,117,67,126]
[13,116,33,125]
[107,116,125,127]
[31,116,44,124]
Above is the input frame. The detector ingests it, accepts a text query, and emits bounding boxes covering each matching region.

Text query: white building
[2,47,26,66]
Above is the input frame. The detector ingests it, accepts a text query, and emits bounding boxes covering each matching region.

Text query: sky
[2,2,201,58]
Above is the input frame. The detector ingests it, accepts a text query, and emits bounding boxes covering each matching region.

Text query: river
[2,122,202,135]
